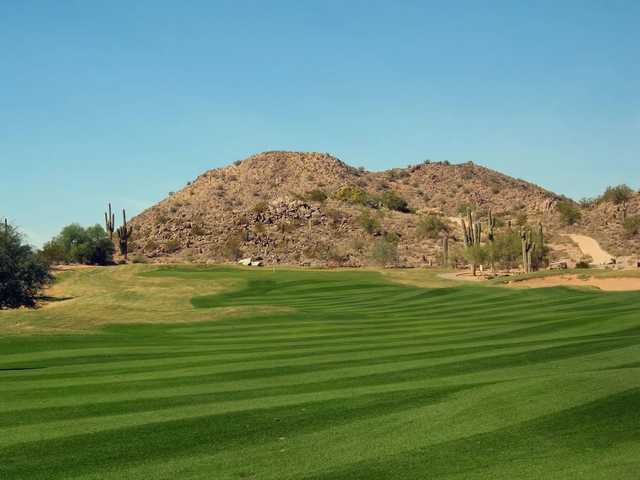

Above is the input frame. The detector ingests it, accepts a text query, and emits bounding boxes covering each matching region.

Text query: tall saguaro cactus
[441,233,449,267]
[461,210,482,275]
[116,209,133,260]
[487,210,497,274]
[104,203,115,240]
[520,228,536,274]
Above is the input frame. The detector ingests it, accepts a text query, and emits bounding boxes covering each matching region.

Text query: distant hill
[127,151,639,266]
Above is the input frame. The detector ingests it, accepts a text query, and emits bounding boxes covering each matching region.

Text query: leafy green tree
[45,224,114,265]
[556,200,581,225]
[464,244,488,274]
[1,221,52,308]
[599,185,634,205]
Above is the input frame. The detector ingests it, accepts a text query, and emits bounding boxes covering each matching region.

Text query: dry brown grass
[0,265,289,334]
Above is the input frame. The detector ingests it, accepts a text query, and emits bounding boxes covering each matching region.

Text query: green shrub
[380,191,410,212]
[371,237,399,266]
[222,236,243,260]
[623,215,640,237]
[557,200,581,225]
[416,215,449,239]
[165,240,180,253]
[599,185,634,205]
[1,221,52,308]
[334,186,377,207]
[305,189,327,203]
[252,201,268,214]
[358,210,381,235]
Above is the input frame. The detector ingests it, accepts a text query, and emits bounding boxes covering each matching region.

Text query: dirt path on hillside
[563,234,614,265]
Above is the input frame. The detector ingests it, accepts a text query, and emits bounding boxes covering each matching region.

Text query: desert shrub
[515,212,528,227]
[557,200,581,225]
[165,239,180,253]
[222,236,243,260]
[252,201,268,214]
[579,197,596,208]
[324,208,345,226]
[370,237,399,266]
[130,254,149,264]
[380,191,410,212]
[144,239,159,252]
[43,224,114,265]
[576,260,591,269]
[358,210,381,235]
[416,215,449,239]
[191,224,206,236]
[334,186,377,207]
[303,242,348,264]
[39,240,66,265]
[456,203,476,216]
[155,213,169,225]
[623,215,640,237]
[305,189,327,203]
[1,221,53,308]
[599,185,634,205]
[463,244,489,271]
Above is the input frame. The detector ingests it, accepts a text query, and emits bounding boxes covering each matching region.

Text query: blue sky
[1,1,638,246]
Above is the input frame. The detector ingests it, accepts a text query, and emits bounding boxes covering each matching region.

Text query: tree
[380,191,410,212]
[557,200,581,225]
[416,215,449,240]
[463,244,488,273]
[0,220,52,308]
[371,236,399,266]
[624,215,640,238]
[600,185,634,205]
[45,224,114,265]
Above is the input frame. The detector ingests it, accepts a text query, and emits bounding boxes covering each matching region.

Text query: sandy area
[511,274,640,292]
[564,234,614,265]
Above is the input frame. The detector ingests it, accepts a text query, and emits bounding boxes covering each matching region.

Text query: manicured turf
[1,266,639,479]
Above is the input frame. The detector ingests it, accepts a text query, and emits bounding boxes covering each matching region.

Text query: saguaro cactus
[441,233,449,267]
[520,228,536,274]
[116,209,133,260]
[461,210,482,275]
[104,203,115,240]
[487,210,497,274]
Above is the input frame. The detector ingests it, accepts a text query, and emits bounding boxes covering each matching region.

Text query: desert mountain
[127,151,639,266]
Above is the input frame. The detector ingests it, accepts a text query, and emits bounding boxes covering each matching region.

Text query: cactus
[461,210,482,275]
[104,203,115,240]
[116,209,133,260]
[441,233,449,267]
[487,210,497,274]
[520,228,536,274]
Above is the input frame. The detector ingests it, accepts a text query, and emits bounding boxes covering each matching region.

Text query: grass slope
[1,266,639,479]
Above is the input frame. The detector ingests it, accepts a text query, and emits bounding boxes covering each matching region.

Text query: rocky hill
[126,151,639,266]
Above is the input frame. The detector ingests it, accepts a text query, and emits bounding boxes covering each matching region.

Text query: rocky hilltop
[127,151,639,266]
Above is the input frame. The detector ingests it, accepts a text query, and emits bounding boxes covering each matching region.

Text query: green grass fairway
[1,266,640,479]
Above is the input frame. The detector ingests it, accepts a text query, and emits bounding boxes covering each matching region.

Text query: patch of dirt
[564,234,614,265]
[509,274,640,292]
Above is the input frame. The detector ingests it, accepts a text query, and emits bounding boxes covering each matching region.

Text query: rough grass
[1,265,639,479]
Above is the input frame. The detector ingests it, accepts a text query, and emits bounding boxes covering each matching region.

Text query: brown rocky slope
[126,151,638,266]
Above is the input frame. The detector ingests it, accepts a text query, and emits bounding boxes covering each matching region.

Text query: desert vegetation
[0,219,52,308]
